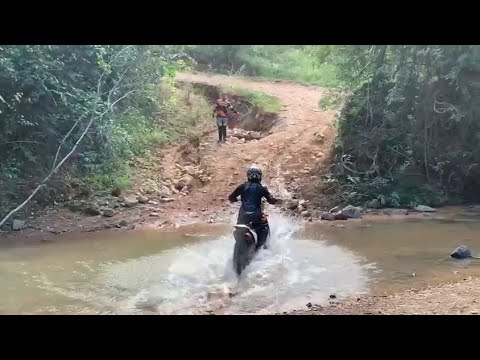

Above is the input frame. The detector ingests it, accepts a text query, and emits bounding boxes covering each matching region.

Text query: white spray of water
[84,213,374,314]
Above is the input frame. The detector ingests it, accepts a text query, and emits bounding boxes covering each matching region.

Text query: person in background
[213,94,238,143]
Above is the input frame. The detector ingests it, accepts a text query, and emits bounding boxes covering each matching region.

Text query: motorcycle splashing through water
[232,214,271,277]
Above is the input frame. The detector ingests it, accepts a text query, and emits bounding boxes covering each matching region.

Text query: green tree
[0,45,183,225]
[323,45,480,207]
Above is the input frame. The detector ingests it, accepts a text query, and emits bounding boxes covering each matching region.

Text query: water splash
[10,215,480,314]
[91,213,373,314]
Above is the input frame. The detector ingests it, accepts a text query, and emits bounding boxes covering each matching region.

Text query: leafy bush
[324,45,480,207]
[0,45,187,218]
[182,45,343,87]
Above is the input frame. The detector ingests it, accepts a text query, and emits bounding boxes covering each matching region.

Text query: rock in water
[342,205,363,219]
[12,219,26,231]
[321,212,335,221]
[450,245,472,259]
[414,205,437,212]
[334,212,349,220]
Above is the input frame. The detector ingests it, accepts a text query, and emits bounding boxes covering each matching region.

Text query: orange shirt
[213,98,235,117]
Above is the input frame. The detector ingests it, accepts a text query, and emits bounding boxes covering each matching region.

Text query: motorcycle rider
[228,167,282,249]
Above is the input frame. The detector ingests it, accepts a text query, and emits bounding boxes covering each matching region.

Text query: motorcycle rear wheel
[233,238,256,277]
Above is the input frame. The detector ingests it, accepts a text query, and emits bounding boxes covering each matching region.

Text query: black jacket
[228,182,278,214]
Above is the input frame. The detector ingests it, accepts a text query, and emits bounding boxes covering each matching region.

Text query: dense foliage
[181,45,341,86]
[0,45,197,220]
[321,45,480,207]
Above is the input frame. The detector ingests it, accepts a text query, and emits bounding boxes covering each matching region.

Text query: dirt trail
[156,73,338,225]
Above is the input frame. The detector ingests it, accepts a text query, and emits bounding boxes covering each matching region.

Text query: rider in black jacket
[228,167,282,249]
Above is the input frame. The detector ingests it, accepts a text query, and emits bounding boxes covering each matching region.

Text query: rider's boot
[255,224,269,250]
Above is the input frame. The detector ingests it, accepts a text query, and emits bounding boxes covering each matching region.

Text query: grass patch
[241,48,343,88]
[222,86,282,114]
[89,165,133,191]
[80,83,214,192]
[158,82,213,142]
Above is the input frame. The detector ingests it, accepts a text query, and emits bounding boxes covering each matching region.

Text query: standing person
[213,94,238,143]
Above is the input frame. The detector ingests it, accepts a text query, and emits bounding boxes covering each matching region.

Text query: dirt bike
[232,215,270,277]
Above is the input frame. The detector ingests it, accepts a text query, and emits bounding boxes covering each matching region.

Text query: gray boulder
[84,203,101,216]
[286,199,299,210]
[450,245,473,259]
[321,212,335,221]
[102,208,116,217]
[137,195,149,204]
[12,219,26,231]
[124,197,139,208]
[341,205,363,219]
[414,205,437,212]
[301,210,312,218]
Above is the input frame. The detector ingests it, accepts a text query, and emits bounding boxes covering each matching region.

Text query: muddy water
[1,211,480,314]
[303,215,480,294]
